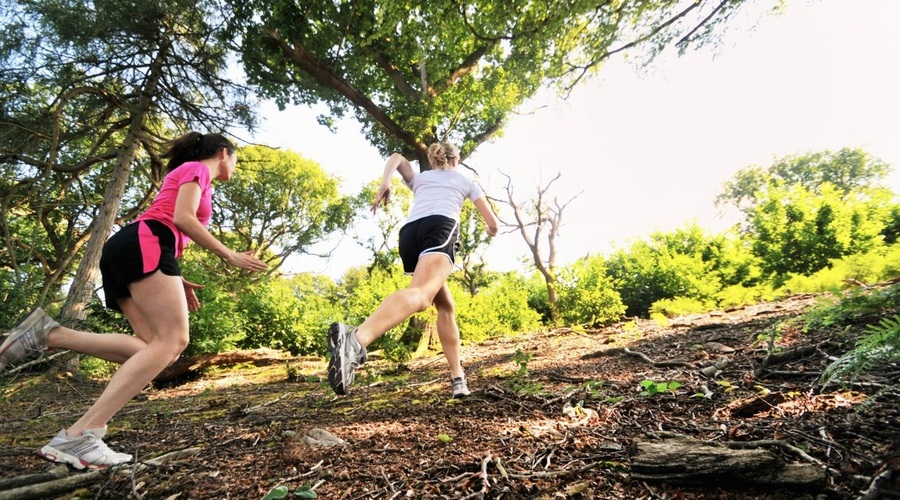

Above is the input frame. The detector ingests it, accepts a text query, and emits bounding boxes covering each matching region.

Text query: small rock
[300,428,346,448]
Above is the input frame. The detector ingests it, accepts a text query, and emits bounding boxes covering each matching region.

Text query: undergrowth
[802,284,900,398]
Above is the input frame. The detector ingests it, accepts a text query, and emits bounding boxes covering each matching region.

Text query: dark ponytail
[161,132,236,172]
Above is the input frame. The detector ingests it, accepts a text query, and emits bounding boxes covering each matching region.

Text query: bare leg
[432,284,464,379]
[67,271,189,436]
[354,255,453,348]
[45,295,156,364]
[46,328,147,365]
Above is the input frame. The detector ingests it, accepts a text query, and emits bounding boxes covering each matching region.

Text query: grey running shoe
[326,322,366,395]
[451,376,471,398]
[37,426,132,470]
[0,308,60,371]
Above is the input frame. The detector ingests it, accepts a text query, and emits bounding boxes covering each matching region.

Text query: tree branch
[264,26,425,159]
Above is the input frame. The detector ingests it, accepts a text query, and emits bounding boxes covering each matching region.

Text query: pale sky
[245,0,900,278]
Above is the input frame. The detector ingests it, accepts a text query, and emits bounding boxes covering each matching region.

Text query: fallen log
[630,434,825,489]
[154,348,296,384]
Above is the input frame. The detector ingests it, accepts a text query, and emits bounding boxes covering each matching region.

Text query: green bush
[525,272,552,324]
[780,242,900,294]
[715,283,778,310]
[556,256,625,326]
[0,266,58,328]
[821,315,900,386]
[237,273,342,356]
[177,248,249,356]
[803,284,900,330]
[649,296,714,317]
[455,273,542,342]
[606,230,721,317]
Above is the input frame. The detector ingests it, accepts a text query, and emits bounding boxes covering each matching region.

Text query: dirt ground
[0,293,898,499]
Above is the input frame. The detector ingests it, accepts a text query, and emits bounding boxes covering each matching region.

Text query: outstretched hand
[182,278,205,312]
[371,184,391,215]
[225,250,268,272]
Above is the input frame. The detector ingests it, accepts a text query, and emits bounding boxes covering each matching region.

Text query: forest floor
[0,292,898,499]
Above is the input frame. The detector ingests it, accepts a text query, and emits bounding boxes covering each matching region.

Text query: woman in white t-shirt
[327,142,499,398]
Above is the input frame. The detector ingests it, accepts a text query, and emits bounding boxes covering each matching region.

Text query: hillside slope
[0,293,897,499]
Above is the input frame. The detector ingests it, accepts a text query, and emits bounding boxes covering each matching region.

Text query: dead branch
[859,465,896,500]
[623,347,693,368]
[727,392,788,418]
[699,358,732,378]
[479,453,491,495]
[0,468,70,492]
[2,351,69,375]
[582,347,693,368]
[756,345,818,378]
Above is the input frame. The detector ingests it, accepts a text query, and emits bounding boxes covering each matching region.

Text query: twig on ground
[623,348,693,368]
[3,350,69,375]
[507,461,599,479]
[494,456,509,479]
[726,440,827,467]
[274,460,324,485]
[131,447,144,499]
[479,453,492,494]
[858,467,893,500]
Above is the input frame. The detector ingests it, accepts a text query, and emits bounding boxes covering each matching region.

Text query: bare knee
[406,288,435,313]
[158,332,189,365]
[435,297,456,316]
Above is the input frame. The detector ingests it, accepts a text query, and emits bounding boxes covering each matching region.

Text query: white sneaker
[451,376,471,398]
[37,426,133,469]
[0,308,60,371]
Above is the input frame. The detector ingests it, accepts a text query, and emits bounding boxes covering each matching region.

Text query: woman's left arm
[173,182,268,272]
[473,197,500,237]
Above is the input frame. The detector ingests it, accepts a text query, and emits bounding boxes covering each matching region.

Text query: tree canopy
[0,0,260,319]
[227,0,773,166]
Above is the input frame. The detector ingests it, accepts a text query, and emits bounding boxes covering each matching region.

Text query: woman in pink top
[0,132,267,469]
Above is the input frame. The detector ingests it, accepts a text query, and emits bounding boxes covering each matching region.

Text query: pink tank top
[136,162,212,258]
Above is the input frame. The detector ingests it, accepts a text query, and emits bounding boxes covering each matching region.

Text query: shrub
[649,296,714,317]
[780,242,900,294]
[456,273,542,342]
[556,256,625,326]
[715,283,778,310]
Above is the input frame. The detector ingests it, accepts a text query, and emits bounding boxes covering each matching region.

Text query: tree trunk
[60,133,139,321]
[545,279,559,322]
[61,45,168,322]
[413,319,438,357]
[399,315,435,355]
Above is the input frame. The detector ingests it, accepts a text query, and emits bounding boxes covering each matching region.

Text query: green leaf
[294,485,318,498]
[437,433,453,444]
[264,485,289,500]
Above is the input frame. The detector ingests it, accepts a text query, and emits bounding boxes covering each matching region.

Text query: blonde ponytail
[427,142,459,170]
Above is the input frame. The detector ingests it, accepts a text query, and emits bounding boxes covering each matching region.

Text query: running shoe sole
[327,322,348,395]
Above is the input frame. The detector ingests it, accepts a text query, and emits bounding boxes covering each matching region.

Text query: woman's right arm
[371,153,414,214]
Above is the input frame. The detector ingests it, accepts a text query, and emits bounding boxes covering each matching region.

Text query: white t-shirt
[404,169,484,224]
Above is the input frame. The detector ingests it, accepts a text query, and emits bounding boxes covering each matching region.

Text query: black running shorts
[99,219,181,311]
[398,215,460,274]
